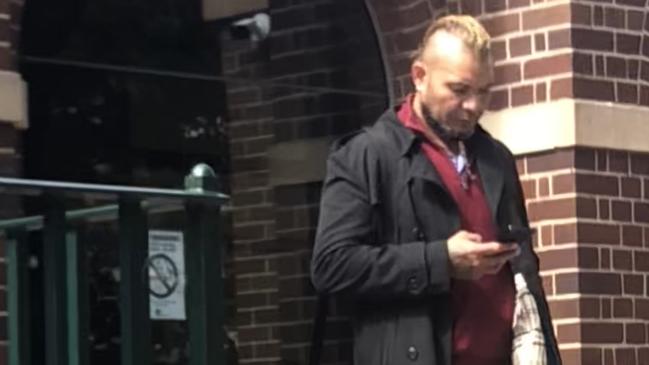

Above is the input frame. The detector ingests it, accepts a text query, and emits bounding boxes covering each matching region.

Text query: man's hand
[447,230,520,280]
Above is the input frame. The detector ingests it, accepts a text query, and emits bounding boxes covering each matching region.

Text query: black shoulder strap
[308,295,329,365]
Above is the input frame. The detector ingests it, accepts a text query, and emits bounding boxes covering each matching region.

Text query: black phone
[497,225,535,244]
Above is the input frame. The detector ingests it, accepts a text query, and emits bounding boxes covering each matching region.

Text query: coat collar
[375,108,505,217]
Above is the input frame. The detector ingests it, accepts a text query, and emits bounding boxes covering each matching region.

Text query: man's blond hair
[413,15,491,61]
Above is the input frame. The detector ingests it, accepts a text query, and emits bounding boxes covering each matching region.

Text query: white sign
[148,230,186,320]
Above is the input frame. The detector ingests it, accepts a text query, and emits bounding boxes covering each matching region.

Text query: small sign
[148,230,186,320]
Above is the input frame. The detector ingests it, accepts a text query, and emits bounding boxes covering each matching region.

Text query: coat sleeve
[311,133,450,301]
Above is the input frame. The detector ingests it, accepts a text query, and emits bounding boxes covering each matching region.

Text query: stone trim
[0,71,28,129]
[481,99,649,155]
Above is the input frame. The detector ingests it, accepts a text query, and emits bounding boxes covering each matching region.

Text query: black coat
[311,110,561,365]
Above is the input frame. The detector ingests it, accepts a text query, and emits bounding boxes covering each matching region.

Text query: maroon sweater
[397,97,515,365]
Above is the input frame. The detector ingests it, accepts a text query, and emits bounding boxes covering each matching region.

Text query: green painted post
[66,231,89,365]
[118,197,151,365]
[43,196,69,365]
[184,164,224,365]
[7,230,31,365]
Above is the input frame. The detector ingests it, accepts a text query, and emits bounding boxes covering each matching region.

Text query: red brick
[613,297,633,317]
[577,223,620,245]
[639,348,649,365]
[626,322,646,344]
[623,225,643,247]
[610,150,629,173]
[575,147,597,170]
[625,61,639,82]
[541,225,553,246]
[524,53,572,79]
[613,249,633,270]
[574,52,593,76]
[606,56,627,79]
[492,40,507,61]
[509,0,530,9]
[548,298,580,319]
[556,323,581,342]
[528,198,576,221]
[534,33,546,52]
[538,247,578,271]
[595,55,605,76]
[617,33,641,55]
[494,63,521,85]
[575,173,619,196]
[509,35,531,58]
[642,86,649,107]
[618,83,639,104]
[617,0,646,7]
[527,150,576,173]
[572,29,614,51]
[602,297,612,318]
[634,251,649,272]
[599,198,610,219]
[511,85,533,107]
[488,89,508,110]
[635,202,649,223]
[631,153,649,175]
[535,82,547,102]
[482,13,520,37]
[538,177,550,197]
[637,299,649,320]
[594,6,604,26]
[484,0,506,13]
[605,7,625,28]
[577,197,598,219]
[582,322,624,343]
[553,174,574,194]
[460,0,482,16]
[571,3,592,26]
[520,179,536,199]
[628,10,644,31]
[523,4,570,30]
[579,246,599,269]
[612,200,632,222]
[574,78,615,102]
[544,223,577,245]
[624,274,644,295]
[616,348,637,365]
[548,28,570,50]
[551,77,573,100]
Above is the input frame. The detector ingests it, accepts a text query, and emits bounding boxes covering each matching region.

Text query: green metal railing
[2,163,229,365]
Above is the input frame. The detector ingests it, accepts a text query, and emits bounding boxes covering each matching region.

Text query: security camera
[230,13,271,42]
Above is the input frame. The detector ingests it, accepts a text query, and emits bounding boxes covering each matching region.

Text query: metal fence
[0,163,229,365]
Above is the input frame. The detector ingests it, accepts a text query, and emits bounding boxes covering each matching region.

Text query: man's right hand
[447,230,520,280]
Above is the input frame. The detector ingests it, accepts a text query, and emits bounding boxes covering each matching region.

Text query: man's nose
[462,94,482,112]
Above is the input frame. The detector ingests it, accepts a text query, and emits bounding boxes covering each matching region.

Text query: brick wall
[517,148,649,365]
[224,0,386,364]
[371,0,649,109]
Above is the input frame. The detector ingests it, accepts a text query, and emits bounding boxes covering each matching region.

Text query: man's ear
[411,60,426,92]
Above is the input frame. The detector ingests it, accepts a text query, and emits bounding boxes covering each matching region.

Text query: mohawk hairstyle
[412,15,491,61]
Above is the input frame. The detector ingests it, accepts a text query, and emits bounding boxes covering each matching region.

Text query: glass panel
[18,0,389,364]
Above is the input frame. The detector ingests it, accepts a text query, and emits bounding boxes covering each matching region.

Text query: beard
[421,104,476,141]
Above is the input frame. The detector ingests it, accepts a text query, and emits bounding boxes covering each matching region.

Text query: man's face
[412,32,494,139]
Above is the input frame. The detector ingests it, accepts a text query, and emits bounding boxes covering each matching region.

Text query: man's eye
[450,86,469,95]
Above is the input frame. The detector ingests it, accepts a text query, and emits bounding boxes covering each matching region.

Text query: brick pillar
[0,0,26,363]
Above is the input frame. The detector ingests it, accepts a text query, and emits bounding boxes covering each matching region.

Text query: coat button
[412,227,425,240]
[407,276,418,292]
[407,346,419,361]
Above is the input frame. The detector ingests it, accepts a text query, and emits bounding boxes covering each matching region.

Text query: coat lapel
[472,136,505,221]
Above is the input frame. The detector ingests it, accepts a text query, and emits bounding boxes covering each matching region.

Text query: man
[311,15,561,365]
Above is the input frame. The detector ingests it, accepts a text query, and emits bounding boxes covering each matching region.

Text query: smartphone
[497,225,535,244]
